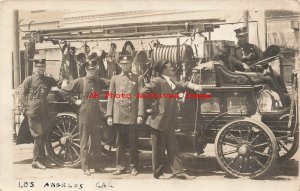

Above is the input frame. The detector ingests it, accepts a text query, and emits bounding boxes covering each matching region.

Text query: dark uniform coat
[19,73,57,137]
[59,77,110,170]
[106,72,144,169]
[106,72,144,124]
[140,76,188,131]
[60,77,109,121]
[19,73,56,161]
[229,43,262,71]
[140,75,189,175]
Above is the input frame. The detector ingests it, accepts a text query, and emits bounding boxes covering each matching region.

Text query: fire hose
[152,44,193,68]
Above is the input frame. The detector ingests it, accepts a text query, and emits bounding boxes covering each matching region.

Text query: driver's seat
[213,64,263,86]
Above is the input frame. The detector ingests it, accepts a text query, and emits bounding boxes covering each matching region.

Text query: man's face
[79,57,86,65]
[236,35,247,46]
[86,67,98,78]
[85,46,90,55]
[125,45,133,54]
[119,63,132,73]
[35,65,46,75]
[161,62,174,77]
[111,47,117,54]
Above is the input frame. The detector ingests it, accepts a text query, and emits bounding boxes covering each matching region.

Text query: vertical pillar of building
[294,19,300,70]
[295,19,300,127]
[13,10,20,88]
[208,31,211,61]
[244,10,266,50]
[257,10,266,51]
[243,10,249,43]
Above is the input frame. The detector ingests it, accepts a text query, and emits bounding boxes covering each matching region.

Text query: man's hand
[194,85,203,92]
[242,63,251,72]
[51,86,60,91]
[137,116,143,125]
[61,79,69,88]
[107,116,113,126]
[187,82,202,92]
[74,99,82,106]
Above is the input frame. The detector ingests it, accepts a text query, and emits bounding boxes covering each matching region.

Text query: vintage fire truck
[15,19,299,179]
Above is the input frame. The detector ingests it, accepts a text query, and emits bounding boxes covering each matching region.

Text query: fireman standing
[106,55,144,176]
[19,59,57,169]
[59,60,110,176]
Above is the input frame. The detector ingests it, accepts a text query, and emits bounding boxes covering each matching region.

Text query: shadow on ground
[13,147,298,180]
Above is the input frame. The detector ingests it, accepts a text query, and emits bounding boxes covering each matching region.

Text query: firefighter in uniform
[140,59,202,179]
[229,26,263,72]
[230,27,290,107]
[19,59,57,169]
[59,60,110,176]
[106,55,144,176]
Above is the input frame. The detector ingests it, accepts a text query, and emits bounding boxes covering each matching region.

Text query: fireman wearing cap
[230,27,263,72]
[231,28,290,107]
[19,59,57,169]
[106,55,144,176]
[59,59,110,176]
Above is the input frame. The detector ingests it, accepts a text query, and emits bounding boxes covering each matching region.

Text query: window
[201,97,220,113]
[227,97,248,114]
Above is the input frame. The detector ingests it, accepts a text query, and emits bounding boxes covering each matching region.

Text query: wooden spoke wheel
[215,118,278,178]
[277,132,299,161]
[46,115,81,168]
[276,114,299,160]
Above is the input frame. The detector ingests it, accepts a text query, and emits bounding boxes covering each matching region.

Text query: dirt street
[13,143,298,181]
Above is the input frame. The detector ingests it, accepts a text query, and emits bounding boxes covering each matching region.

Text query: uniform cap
[33,59,46,66]
[119,55,133,64]
[234,27,248,36]
[84,59,98,70]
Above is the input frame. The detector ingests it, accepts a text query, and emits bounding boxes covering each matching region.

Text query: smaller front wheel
[277,132,299,160]
[46,114,81,168]
[215,118,278,178]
